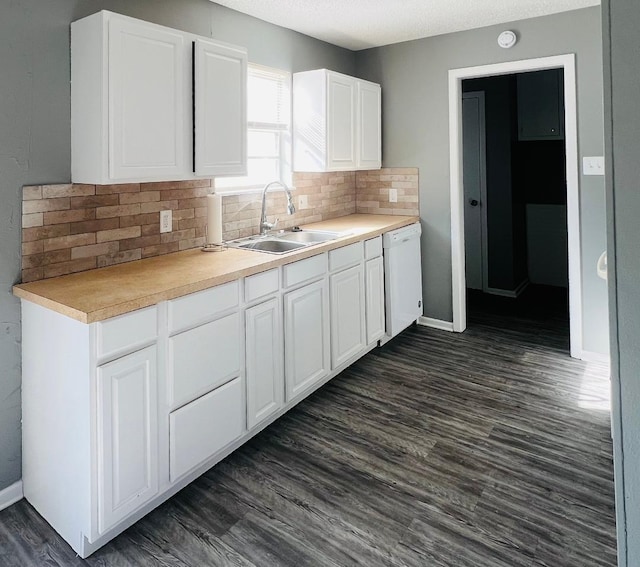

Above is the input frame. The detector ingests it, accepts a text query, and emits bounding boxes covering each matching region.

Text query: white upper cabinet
[194,39,247,176]
[108,17,187,181]
[71,11,247,184]
[357,81,382,169]
[293,69,381,172]
[327,73,357,171]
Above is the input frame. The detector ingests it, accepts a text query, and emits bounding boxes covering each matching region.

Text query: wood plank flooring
[0,288,616,566]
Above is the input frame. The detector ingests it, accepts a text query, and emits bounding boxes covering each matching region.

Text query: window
[215,64,291,192]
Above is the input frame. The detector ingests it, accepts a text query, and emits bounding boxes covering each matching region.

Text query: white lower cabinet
[169,377,243,481]
[20,228,401,559]
[284,278,331,402]
[365,256,385,344]
[246,298,284,429]
[97,346,159,533]
[330,264,366,368]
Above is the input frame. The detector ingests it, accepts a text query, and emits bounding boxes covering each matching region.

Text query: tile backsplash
[21,168,419,282]
[21,180,212,283]
[355,168,419,216]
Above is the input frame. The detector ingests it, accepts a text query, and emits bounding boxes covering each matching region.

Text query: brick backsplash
[221,171,356,241]
[21,179,211,282]
[355,168,419,216]
[21,168,418,283]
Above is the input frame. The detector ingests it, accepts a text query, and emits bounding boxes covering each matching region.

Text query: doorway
[448,54,583,359]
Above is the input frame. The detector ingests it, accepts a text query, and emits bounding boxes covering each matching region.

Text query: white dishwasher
[383,222,423,339]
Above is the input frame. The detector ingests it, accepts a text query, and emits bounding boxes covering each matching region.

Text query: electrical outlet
[298,194,309,209]
[160,210,172,233]
[389,188,398,203]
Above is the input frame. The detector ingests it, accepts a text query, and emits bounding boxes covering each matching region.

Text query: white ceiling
[212,0,600,51]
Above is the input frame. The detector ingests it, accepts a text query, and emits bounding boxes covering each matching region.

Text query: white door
[357,81,382,169]
[462,91,488,291]
[327,73,357,171]
[97,346,159,533]
[365,256,385,344]
[109,17,187,180]
[330,265,366,368]
[194,39,247,177]
[246,298,284,429]
[284,279,330,402]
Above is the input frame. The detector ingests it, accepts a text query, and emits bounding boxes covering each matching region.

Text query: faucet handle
[271,217,279,230]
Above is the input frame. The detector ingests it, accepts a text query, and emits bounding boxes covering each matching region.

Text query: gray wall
[355,7,609,355]
[0,0,354,493]
[602,1,640,565]
[0,0,76,494]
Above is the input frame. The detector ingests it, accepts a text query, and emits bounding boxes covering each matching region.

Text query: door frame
[448,54,583,358]
[461,91,489,293]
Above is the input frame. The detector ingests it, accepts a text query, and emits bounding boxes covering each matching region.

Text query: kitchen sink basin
[228,229,348,254]
[237,239,306,253]
[276,230,343,243]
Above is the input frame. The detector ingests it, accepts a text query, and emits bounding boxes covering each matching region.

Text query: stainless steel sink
[237,239,306,253]
[228,229,348,254]
[276,230,343,244]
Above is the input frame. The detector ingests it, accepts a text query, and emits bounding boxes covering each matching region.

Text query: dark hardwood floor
[0,288,616,566]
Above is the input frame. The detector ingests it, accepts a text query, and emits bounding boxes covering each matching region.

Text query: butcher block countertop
[14,214,419,324]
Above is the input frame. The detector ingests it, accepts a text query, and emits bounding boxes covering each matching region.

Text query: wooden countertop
[14,214,419,323]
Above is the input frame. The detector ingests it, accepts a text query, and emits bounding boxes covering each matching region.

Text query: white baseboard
[578,350,610,365]
[418,317,454,332]
[0,480,23,511]
[485,279,530,299]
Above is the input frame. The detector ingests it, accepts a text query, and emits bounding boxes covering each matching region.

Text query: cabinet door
[327,73,357,171]
[246,298,284,430]
[97,346,158,533]
[284,279,330,402]
[194,39,247,176]
[517,69,564,141]
[330,265,366,368]
[108,17,187,180]
[357,81,382,169]
[365,256,386,344]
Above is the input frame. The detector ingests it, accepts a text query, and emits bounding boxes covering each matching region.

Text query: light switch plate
[583,156,605,176]
[298,194,309,210]
[389,188,398,203]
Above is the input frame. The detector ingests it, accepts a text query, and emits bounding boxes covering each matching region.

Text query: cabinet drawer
[168,280,239,334]
[169,377,243,482]
[364,236,382,259]
[329,241,364,272]
[96,306,157,360]
[168,312,241,408]
[244,269,279,304]
[283,253,327,289]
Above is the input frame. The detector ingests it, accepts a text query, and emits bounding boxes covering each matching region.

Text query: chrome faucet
[260,180,296,235]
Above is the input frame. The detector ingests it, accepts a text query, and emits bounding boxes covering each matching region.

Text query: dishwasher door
[383,222,423,338]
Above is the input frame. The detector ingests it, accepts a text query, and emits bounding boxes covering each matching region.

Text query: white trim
[418,316,455,332]
[485,278,530,299]
[0,480,23,511]
[577,350,610,365]
[448,54,583,356]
